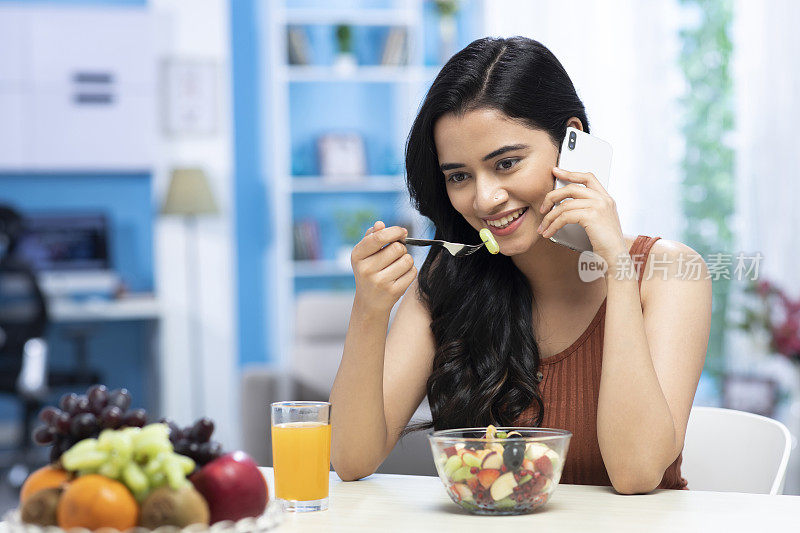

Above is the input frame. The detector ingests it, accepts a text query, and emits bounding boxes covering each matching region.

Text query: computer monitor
[15,213,118,297]
[16,213,111,272]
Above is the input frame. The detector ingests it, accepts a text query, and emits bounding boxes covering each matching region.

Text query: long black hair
[405,36,589,431]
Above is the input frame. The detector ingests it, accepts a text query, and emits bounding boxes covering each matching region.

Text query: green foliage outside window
[678,0,735,379]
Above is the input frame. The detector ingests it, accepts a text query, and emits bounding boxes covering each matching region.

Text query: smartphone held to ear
[550,127,613,253]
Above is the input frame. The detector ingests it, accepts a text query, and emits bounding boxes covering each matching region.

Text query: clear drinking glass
[270,401,331,512]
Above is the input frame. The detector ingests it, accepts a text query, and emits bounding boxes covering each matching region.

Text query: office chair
[0,206,101,486]
[0,206,51,485]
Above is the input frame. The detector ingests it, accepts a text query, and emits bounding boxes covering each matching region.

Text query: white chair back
[681,406,792,494]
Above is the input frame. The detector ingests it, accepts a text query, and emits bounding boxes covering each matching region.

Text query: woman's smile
[484,206,530,236]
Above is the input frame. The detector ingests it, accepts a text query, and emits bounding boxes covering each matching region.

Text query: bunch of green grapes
[60,423,195,500]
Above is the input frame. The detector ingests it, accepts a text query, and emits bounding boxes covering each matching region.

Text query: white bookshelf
[282,65,439,83]
[263,1,433,378]
[281,7,416,27]
[291,175,406,193]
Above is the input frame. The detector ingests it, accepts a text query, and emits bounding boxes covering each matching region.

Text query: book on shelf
[287,26,310,65]
[293,218,321,261]
[381,27,408,66]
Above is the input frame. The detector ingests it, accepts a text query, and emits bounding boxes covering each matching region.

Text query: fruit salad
[16,384,270,531]
[430,425,569,515]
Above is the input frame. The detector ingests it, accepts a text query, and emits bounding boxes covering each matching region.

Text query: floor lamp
[161,168,219,420]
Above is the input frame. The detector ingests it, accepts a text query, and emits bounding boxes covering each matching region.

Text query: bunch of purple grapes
[33,385,148,463]
[162,417,224,467]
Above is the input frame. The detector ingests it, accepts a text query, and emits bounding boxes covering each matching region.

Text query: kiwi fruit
[21,487,62,527]
[139,485,210,529]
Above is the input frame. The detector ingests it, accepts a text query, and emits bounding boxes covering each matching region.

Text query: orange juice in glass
[271,401,331,512]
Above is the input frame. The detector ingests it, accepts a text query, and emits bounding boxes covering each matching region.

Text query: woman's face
[433,108,560,256]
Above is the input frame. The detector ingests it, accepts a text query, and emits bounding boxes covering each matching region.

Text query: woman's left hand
[538,167,627,268]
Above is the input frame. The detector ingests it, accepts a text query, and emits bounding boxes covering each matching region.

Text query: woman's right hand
[351,221,417,314]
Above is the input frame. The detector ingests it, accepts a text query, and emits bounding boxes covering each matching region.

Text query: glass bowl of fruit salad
[429,425,571,515]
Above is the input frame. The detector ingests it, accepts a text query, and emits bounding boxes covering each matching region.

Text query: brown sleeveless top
[517,235,688,490]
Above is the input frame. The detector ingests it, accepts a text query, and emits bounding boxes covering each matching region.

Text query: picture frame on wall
[317,133,366,181]
[162,59,218,137]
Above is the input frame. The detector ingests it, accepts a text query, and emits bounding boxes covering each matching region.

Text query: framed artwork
[162,59,217,137]
[317,133,367,181]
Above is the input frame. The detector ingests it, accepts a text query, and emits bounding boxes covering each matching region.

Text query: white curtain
[732,0,800,298]
[729,0,800,494]
[483,0,685,243]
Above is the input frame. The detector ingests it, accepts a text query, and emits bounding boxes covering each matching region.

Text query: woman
[329,36,711,494]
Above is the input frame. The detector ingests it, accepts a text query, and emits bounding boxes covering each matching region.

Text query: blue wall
[231,0,268,367]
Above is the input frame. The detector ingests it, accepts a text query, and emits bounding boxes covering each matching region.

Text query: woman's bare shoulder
[637,237,709,304]
[649,237,700,256]
[623,234,699,255]
[621,234,699,255]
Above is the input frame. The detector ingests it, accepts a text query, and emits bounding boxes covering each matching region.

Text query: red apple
[534,455,553,479]
[190,451,269,524]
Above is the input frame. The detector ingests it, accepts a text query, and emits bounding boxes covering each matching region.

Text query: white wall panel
[0,6,154,171]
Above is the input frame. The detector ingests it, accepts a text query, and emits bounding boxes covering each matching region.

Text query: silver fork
[402,238,486,258]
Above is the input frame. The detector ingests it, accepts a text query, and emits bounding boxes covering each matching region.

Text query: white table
[48,294,160,322]
[261,468,800,532]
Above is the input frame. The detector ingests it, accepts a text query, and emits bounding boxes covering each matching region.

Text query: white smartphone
[550,127,613,252]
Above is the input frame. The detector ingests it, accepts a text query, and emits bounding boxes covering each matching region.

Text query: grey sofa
[240,290,435,477]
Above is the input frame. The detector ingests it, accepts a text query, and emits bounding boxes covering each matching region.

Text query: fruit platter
[429,426,571,515]
[4,385,281,532]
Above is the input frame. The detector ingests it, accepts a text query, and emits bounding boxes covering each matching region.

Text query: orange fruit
[57,474,139,531]
[20,466,70,504]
